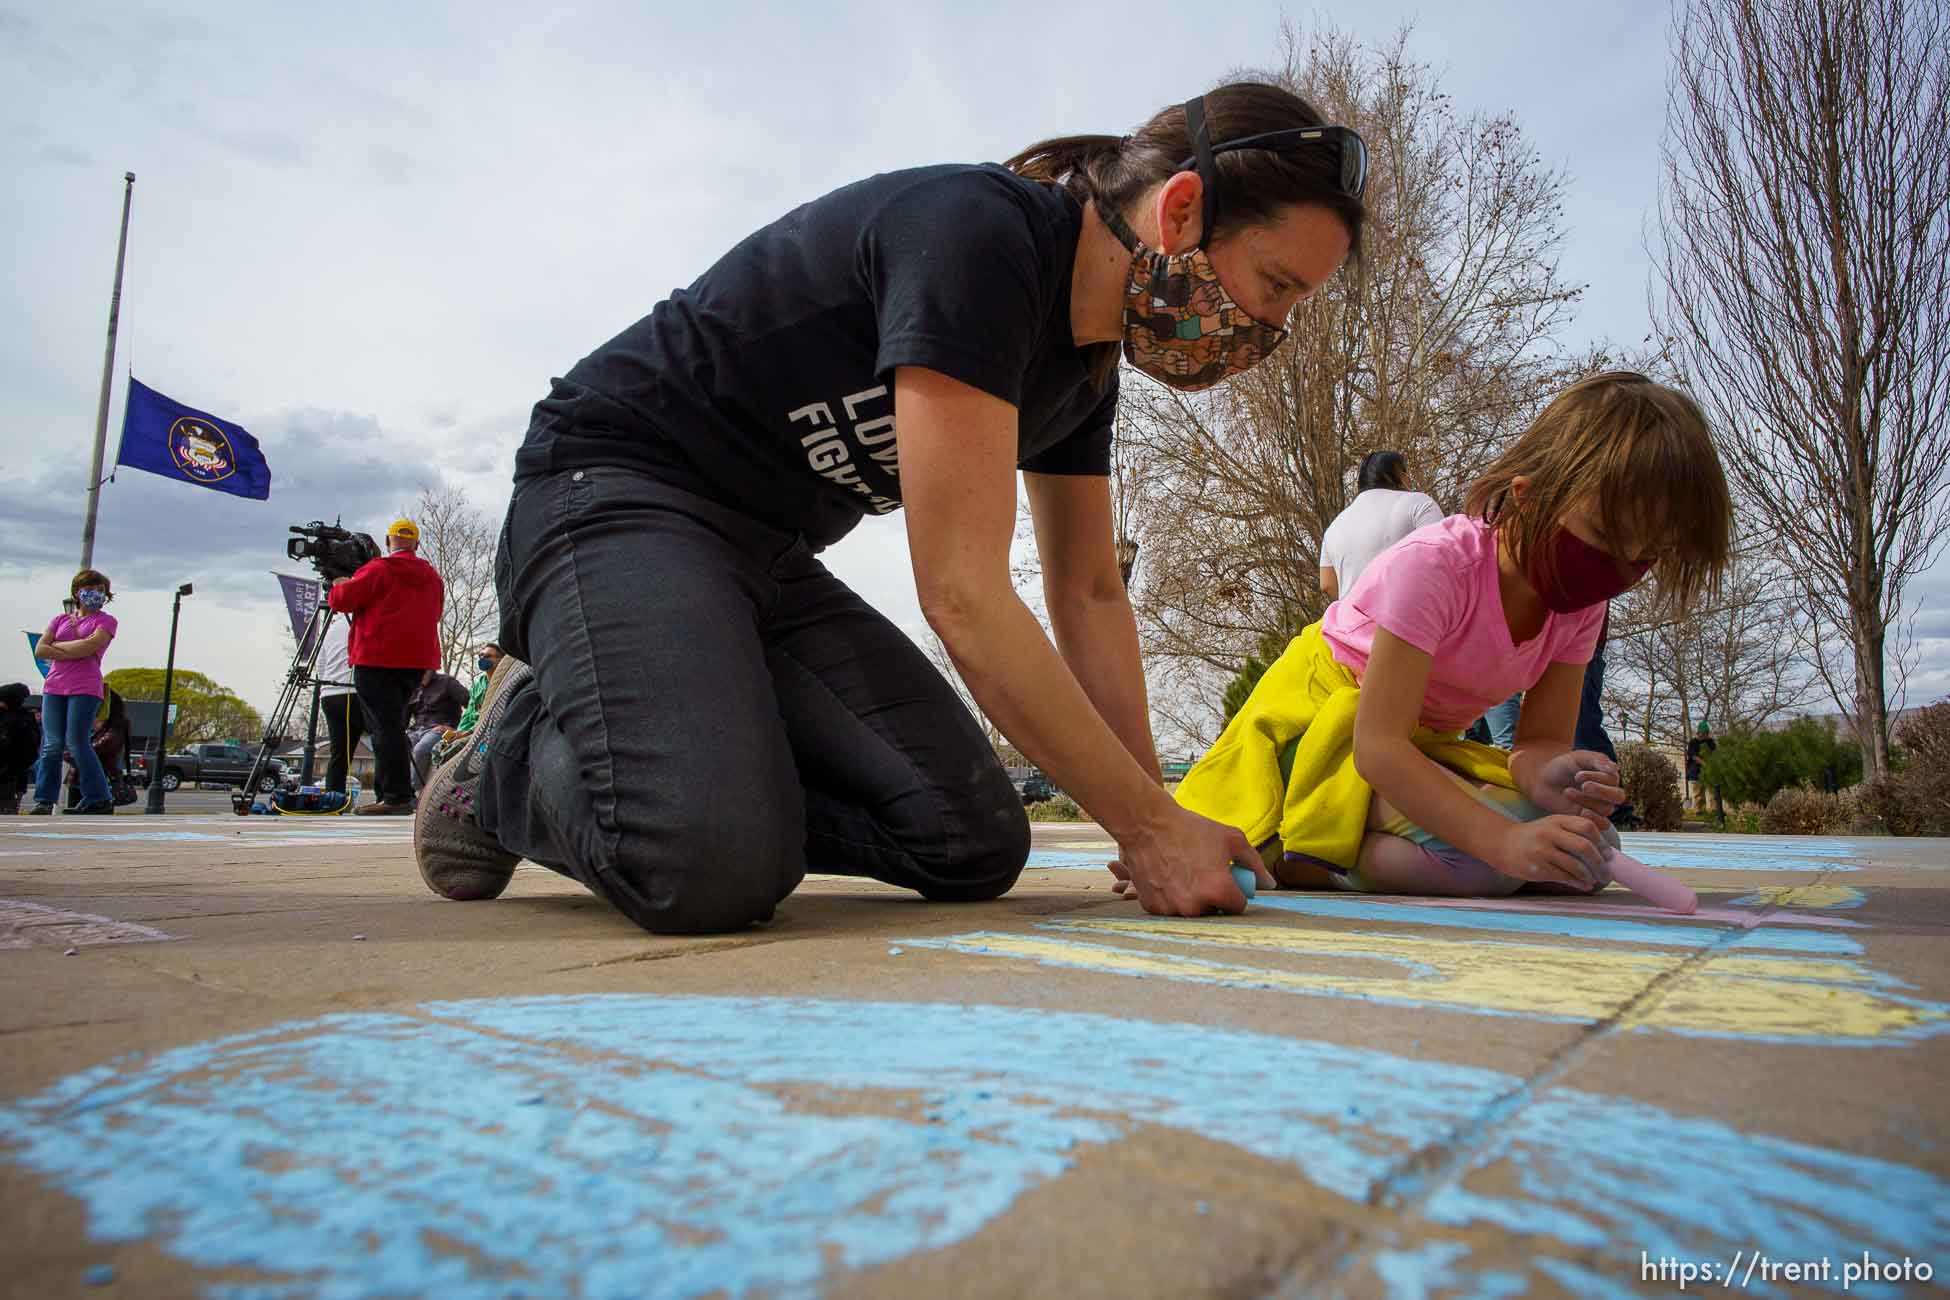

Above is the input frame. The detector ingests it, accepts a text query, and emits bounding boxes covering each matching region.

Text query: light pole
[144,583,192,815]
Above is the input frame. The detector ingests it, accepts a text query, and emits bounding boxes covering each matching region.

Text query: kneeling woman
[1170,373,1732,898]
[417,83,1367,931]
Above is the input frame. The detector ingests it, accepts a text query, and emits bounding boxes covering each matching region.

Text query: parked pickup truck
[133,741,286,793]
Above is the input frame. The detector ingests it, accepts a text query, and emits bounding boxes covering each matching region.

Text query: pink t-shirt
[1319,514,1603,732]
[41,611,118,699]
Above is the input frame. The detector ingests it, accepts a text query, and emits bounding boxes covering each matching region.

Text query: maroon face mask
[1531,528,1653,613]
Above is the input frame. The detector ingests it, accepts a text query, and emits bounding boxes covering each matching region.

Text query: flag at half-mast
[115,377,272,500]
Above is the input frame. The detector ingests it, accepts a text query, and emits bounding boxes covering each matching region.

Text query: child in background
[1171,372,1732,896]
[30,570,120,816]
[63,689,133,809]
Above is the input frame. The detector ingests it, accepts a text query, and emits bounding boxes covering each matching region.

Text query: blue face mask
[77,588,108,611]
[476,656,495,674]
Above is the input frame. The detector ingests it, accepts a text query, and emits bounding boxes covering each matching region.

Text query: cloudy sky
[4,0,1944,727]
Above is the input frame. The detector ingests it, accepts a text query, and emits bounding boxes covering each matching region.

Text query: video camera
[287,521,380,583]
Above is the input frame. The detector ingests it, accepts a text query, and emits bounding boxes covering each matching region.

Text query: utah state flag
[115,377,272,500]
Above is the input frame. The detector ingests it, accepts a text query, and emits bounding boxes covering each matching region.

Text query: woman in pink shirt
[30,569,120,815]
[1169,373,1732,897]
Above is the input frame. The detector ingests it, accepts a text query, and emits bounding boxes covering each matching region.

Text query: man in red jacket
[327,519,445,814]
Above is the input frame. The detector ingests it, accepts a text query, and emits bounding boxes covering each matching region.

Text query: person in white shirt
[313,616,364,796]
[1318,450,1443,601]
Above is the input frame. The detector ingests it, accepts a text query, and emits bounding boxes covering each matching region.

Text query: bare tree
[1603,542,1819,745]
[410,485,499,677]
[1125,22,1589,740]
[1651,0,1950,778]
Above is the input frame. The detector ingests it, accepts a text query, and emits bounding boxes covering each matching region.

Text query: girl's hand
[1494,814,1607,890]
[1527,750,1626,821]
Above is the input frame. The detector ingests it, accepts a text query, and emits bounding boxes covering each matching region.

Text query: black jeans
[320,691,367,794]
[353,667,419,804]
[477,466,1030,934]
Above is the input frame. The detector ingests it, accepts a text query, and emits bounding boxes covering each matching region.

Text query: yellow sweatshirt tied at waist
[1174,622,1517,881]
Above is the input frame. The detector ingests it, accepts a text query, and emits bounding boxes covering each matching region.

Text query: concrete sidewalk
[1,815,1945,1298]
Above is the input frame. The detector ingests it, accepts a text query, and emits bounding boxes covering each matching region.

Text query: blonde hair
[1463,371,1732,615]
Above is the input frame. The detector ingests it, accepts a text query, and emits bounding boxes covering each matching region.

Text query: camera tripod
[232,601,355,816]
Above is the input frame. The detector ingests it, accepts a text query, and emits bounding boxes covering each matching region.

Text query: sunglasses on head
[1176,96,1369,243]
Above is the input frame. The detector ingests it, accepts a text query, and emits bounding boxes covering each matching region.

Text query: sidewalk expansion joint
[539,932,792,974]
[109,953,282,1002]
[1279,890,1787,1295]
[0,1017,137,1040]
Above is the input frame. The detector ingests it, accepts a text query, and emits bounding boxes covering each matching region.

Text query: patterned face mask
[1098,202,1289,392]
[76,588,108,611]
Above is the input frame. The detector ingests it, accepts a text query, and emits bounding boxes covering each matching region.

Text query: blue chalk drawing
[1422,1094,1950,1299]
[1250,894,1864,956]
[1620,834,1862,873]
[12,831,238,843]
[1624,834,1853,858]
[1529,1257,1656,1299]
[1024,835,1875,876]
[1368,1241,1529,1300]
[2,996,1945,1299]
[1023,848,1113,870]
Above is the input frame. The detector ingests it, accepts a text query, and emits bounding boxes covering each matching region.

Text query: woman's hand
[1494,814,1607,890]
[1105,803,1271,915]
[1526,750,1626,821]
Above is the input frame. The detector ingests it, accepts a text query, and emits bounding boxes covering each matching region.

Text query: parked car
[1019,773,1059,805]
[133,741,286,793]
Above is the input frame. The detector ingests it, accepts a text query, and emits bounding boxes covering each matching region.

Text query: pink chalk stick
[1607,851,1698,915]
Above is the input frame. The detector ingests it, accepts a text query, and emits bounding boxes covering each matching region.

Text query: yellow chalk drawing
[1729,884,1866,910]
[924,920,1944,1044]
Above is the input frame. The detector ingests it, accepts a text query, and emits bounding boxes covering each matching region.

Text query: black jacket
[0,709,40,789]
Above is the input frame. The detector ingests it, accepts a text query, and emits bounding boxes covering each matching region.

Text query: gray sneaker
[413,658,530,900]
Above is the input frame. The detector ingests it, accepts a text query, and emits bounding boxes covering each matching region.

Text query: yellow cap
[387,519,420,541]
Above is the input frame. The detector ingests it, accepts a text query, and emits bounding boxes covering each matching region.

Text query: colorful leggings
[1303,783,1620,897]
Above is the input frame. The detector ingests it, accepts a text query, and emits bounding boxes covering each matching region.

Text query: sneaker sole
[413,659,530,900]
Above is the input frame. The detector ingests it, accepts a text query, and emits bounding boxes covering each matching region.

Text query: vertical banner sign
[276,574,322,657]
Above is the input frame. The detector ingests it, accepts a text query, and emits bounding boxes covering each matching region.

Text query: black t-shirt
[409,674,469,730]
[513,164,1118,548]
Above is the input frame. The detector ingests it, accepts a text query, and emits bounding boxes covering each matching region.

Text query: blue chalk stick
[1230,864,1257,899]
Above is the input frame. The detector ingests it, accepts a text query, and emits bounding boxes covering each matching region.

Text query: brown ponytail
[1004,82,1365,254]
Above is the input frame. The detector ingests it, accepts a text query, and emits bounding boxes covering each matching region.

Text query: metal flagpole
[80,171,136,572]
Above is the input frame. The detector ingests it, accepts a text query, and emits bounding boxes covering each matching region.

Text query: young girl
[31,569,120,816]
[1170,372,1732,896]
